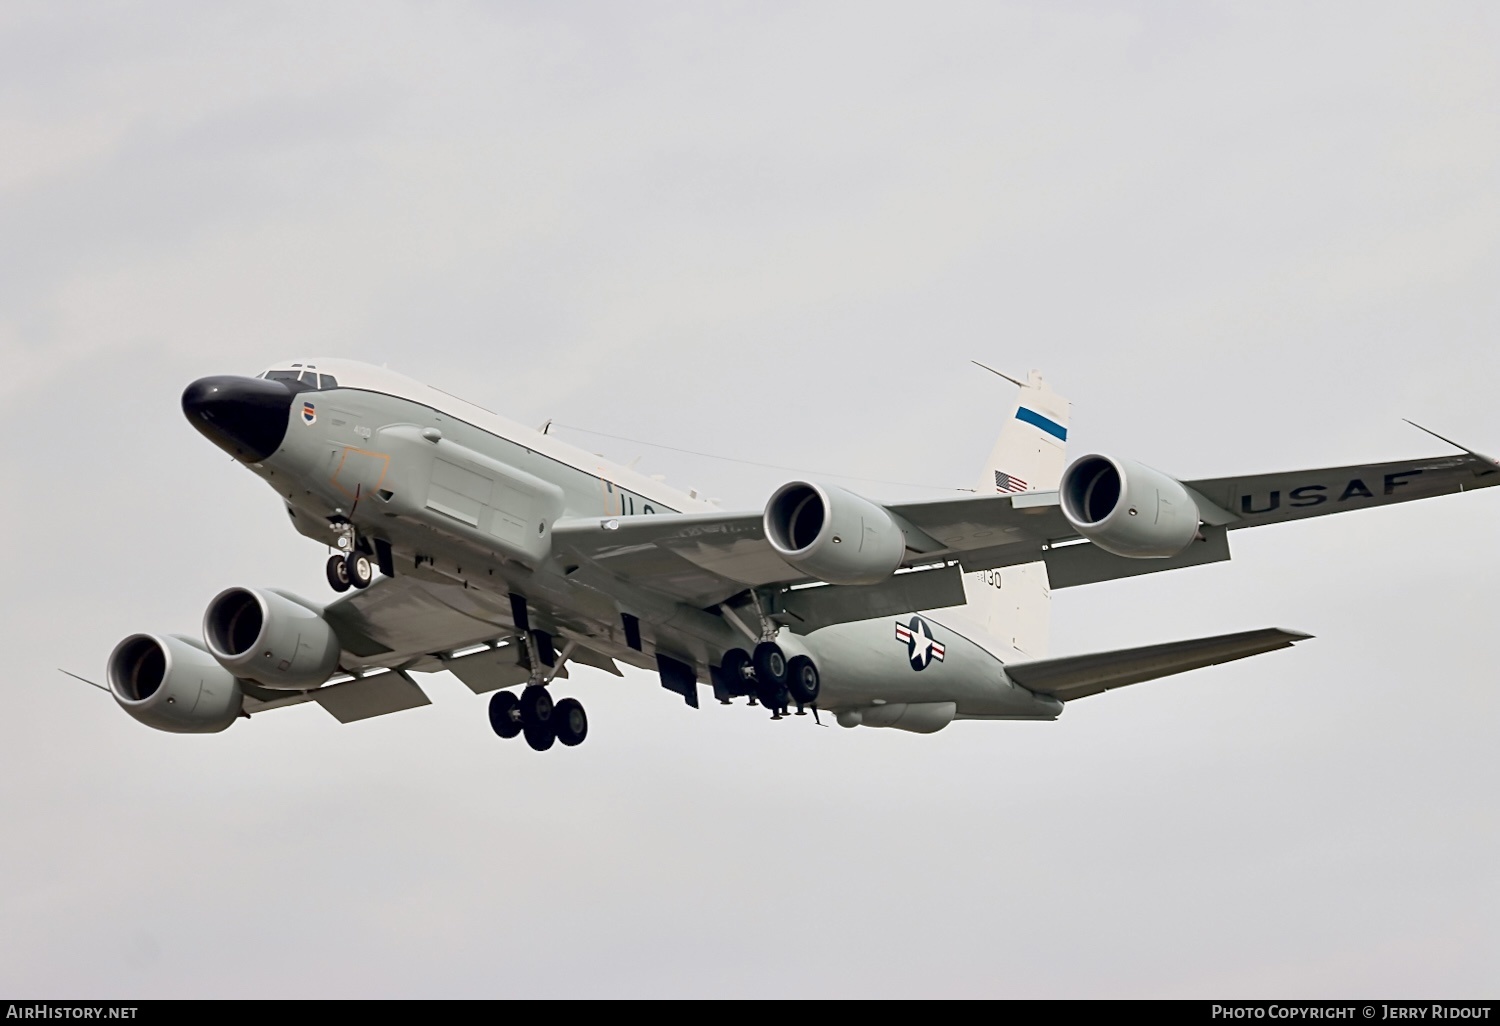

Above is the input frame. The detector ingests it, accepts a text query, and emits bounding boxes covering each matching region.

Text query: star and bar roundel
[895,615,946,671]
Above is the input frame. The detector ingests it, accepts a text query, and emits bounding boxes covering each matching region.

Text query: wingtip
[1402,419,1499,465]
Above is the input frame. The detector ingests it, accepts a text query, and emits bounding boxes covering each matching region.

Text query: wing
[551,510,792,607]
[241,573,621,723]
[1004,627,1312,702]
[1186,453,1500,528]
[550,492,1073,608]
[552,451,1500,608]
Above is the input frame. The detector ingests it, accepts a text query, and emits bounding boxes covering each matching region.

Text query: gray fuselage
[243,366,1059,725]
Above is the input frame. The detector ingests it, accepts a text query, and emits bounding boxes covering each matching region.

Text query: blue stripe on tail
[1016,406,1067,441]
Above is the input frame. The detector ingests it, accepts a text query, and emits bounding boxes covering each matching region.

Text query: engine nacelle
[107,633,242,734]
[202,587,340,690]
[764,481,906,585]
[1060,454,1201,558]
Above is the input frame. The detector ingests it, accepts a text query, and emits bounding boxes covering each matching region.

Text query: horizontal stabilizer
[1005,627,1311,702]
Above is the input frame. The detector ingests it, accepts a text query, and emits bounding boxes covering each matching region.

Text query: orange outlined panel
[331,447,391,500]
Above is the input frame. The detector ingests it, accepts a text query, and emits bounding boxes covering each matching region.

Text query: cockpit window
[261,367,336,391]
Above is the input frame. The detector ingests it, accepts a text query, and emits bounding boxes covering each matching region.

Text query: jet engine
[202,587,340,690]
[107,633,243,733]
[764,481,906,585]
[1059,454,1201,558]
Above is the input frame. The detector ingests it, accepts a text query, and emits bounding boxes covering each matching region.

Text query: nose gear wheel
[346,551,373,589]
[326,554,352,593]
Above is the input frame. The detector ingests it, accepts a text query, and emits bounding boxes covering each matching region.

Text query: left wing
[1185,453,1500,528]
[551,452,1500,609]
[550,492,1072,608]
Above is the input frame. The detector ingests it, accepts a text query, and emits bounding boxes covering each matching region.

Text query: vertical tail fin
[961,369,1069,657]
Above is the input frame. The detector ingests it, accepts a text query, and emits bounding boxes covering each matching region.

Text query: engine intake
[107,633,242,733]
[764,481,905,585]
[203,587,340,690]
[1060,454,1200,558]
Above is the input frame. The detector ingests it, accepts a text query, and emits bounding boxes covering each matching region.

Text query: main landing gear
[718,641,820,721]
[487,598,588,752]
[488,686,589,751]
[325,551,373,592]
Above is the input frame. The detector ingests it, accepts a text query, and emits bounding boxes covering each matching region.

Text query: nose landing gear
[327,551,373,592]
[326,554,351,592]
[324,512,378,593]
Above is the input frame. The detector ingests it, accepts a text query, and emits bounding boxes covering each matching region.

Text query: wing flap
[886,492,1070,553]
[1044,525,1232,589]
[313,669,432,723]
[775,564,968,632]
[1006,627,1311,702]
[563,640,625,677]
[441,643,532,694]
[323,575,520,672]
[552,513,791,606]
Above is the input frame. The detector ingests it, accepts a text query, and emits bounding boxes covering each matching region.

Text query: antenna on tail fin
[971,361,1026,389]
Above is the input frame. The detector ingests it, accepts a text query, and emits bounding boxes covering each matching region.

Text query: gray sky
[1,1,1496,997]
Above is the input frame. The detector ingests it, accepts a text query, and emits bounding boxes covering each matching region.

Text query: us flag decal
[994,470,1028,493]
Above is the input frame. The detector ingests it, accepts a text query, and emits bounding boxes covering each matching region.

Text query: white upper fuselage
[260,357,719,519]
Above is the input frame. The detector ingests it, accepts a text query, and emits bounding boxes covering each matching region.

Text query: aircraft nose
[181,375,295,462]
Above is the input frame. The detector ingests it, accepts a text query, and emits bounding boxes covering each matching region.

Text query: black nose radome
[182,375,294,462]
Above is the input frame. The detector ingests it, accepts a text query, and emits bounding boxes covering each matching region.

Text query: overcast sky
[1,1,1496,998]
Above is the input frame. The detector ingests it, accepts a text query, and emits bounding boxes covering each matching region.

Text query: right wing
[242,573,620,723]
[1004,627,1312,702]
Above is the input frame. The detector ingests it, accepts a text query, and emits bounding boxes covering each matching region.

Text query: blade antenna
[1402,419,1500,466]
[58,669,110,693]
[971,361,1025,388]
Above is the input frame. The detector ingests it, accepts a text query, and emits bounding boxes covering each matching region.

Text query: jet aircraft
[98,359,1499,749]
